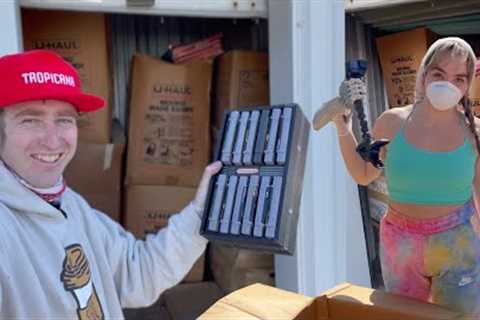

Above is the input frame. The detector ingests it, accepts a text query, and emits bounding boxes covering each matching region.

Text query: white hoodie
[0,163,208,319]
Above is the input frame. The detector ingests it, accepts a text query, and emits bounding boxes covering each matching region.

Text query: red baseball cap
[0,49,105,112]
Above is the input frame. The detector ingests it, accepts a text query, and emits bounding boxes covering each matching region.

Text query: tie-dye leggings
[380,201,480,315]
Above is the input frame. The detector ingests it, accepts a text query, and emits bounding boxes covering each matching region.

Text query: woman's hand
[339,78,367,106]
[332,104,353,130]
[333,78,367,131]
[192,161,223,217]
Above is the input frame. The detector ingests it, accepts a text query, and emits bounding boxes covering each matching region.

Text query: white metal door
[0,1,22,55]
[269,0,371,296]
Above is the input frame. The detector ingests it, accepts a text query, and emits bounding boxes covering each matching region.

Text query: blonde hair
[414,37,480,153]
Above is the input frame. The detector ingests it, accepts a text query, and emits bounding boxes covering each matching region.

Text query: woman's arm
[333,108,400,186]
[318,79,400,185]
[333,114,380,185]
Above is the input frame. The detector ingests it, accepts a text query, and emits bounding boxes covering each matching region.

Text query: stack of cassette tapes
[201,104,310,255]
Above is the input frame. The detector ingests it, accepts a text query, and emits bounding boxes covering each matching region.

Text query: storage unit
[345,0,480,288]
[10,0,475,312]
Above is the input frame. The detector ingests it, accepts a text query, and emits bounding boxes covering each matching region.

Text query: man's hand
[192,161,223,217]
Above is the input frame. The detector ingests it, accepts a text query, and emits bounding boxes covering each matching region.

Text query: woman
[330,37,480,314]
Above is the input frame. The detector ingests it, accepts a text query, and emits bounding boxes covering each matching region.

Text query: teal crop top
[384,119,476,205]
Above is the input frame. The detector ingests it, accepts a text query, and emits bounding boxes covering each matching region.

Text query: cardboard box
[124,184,196,236]
[123,282,222,320]
[163,282,224,320]
[126,54,212,187]
[123,301,171,320]
[199,283,464,320]
[22,9,112,144]
[242,267,274,287]
[376,28,437,108]
[64,135,125,222]
[124,184,204,282]
[209,243,274,293]
[214,50,269,129]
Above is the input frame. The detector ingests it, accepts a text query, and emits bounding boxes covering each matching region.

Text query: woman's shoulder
[373,104,413,139]
[378,104,412,120]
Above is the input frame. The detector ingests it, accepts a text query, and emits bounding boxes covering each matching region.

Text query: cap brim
[48,92,105,112]
[0,92,105,113]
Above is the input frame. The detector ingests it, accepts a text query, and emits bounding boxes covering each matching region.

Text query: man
[0,49,221,319]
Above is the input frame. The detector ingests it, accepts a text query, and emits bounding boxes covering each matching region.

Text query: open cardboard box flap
[199,283,465,320]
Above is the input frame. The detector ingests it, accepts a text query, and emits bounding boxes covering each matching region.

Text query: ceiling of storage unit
[345,0,428,12]
[381,14,480,35]
[19,0,268,18]
[348,0,480,32]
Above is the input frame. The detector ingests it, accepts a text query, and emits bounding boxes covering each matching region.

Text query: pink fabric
[385,201,474,235]
[380,202,480,317]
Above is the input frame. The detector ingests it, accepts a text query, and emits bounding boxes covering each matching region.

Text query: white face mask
[425,81,463,111]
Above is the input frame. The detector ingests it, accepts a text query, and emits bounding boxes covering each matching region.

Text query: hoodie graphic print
[61,244,104,320]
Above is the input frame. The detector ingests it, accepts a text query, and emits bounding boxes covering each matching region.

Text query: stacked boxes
[125,54,212,187]
[124,185,197,237]
[124,282,224,320]
[162,282,224,319]
[205,51,276,289]
[22,9,113,144]
[376,27,437,108]
[209,244,274,293]
[124,54,213,282]
[64,125,125,222]
[124,185,204,282]
[214,50,270,130]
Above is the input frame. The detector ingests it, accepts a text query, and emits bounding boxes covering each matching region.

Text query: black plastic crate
[201,104,310,255]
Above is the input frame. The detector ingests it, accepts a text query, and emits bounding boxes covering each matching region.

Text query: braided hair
[415,37,480,155]
[462,96,480,154]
